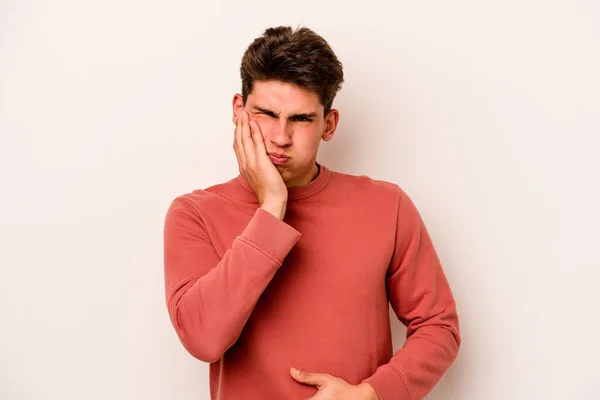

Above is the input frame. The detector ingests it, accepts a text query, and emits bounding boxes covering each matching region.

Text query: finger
[241,111,256,162]
[249,120,267,155]
[234,111,246,168]
[233,116,242,168]
[290,368,330,388]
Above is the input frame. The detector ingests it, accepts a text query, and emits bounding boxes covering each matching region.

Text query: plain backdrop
[1,0,599,399]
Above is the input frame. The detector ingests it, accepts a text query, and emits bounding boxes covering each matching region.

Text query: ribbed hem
[362,364,413,400]
[237,207,301,264]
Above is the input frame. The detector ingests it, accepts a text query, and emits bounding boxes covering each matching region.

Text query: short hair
[240,26,344,116]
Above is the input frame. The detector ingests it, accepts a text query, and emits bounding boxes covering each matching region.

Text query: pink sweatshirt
[163,163,460,400]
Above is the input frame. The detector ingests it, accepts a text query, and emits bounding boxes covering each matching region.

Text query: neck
[286,162,320,188]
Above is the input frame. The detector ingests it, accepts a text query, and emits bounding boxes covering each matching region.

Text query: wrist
[261,194,287,206]
[357,382,381,400]
[260,200,287,220]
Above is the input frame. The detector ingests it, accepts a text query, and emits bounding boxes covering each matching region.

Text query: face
[232,80,339,188]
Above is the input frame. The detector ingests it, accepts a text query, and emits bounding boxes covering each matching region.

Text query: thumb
[290,368,329,387]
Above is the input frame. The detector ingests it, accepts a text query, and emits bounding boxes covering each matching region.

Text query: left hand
[290,367,381,400]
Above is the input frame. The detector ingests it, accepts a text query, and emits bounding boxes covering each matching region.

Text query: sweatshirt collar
[235,162,331,202]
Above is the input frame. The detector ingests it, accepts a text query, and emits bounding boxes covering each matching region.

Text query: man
[163,26,460,400]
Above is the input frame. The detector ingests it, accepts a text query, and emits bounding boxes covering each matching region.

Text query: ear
[321,108,339,142]
[232,94,244,125]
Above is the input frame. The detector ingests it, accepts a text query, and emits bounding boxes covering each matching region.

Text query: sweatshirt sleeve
[163,198,302,363]
[362,187,461,400]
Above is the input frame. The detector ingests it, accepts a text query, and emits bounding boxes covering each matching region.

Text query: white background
[1,1,599,399]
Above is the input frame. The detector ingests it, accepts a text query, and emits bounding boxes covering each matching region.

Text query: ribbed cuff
[362,364,412,400]
[238,208,301,263]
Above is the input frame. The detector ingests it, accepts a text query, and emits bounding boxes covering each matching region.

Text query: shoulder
[166,181,230,218]
[330,169,405,201]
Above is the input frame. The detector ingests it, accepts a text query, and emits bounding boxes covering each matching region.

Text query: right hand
[233,110,288,210]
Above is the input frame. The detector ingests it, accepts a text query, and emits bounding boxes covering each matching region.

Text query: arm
[362,187,461,400]
[163,198,301,363]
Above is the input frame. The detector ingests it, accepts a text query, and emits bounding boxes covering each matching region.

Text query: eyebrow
[253,106,318,120]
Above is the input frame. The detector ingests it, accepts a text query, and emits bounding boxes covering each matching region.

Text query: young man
[163,26,460,400]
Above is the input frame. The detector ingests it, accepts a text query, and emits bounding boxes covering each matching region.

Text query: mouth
[268,153,290,165]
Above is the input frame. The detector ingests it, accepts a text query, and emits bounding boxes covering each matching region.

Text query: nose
[268,119,292,148]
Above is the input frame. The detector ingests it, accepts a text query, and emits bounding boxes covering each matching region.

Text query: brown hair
[240,26,344,116]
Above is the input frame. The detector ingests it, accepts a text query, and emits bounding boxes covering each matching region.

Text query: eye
[254,111,267,116]
[294,116,312,122]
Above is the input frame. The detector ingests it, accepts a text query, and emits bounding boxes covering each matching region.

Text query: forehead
[247,81,323,115]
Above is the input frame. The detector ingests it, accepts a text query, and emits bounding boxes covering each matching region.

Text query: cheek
[251,117,273,138]
[306,126,323,145]
[295,129,321,150]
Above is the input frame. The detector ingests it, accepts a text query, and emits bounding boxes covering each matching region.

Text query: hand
[290,368,381,400]
[233,110,288,208]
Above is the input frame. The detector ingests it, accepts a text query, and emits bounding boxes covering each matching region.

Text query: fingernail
[291,367,299,376]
